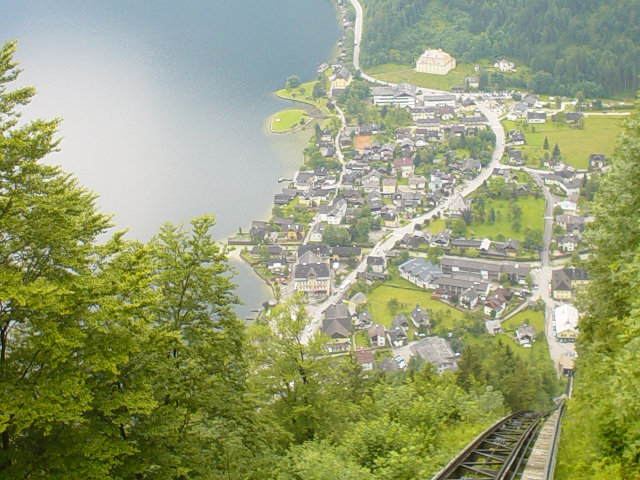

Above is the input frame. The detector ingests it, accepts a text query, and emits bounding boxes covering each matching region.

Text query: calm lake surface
[1,0,341,318]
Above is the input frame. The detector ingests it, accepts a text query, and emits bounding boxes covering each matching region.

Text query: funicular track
[432,409,553,480]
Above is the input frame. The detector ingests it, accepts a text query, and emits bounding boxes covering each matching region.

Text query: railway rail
[432,404,564,480]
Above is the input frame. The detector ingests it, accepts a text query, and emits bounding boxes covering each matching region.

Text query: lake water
[1,0,341,319]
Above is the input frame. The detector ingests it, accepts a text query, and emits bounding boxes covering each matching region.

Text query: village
[228,0,617,379]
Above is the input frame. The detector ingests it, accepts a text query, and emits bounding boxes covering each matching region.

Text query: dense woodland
[0,40,563,479]
[556,100,640,479]
[360,0,640,97]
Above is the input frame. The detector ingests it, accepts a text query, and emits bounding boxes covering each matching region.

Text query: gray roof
[392,314,409,330]
[398,258,442,283]
[298,244,330,258]
[410,304,430,326]
[322,317,351,338]
[410,337,457,370]
[378,357,400,372]
[324,303,351,322]
[294,262,330,280]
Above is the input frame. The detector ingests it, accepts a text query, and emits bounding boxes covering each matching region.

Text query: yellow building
[331,66,352,96]
[416,49,456,75]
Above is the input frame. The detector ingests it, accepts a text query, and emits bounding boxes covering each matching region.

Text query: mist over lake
[1,0,341,318]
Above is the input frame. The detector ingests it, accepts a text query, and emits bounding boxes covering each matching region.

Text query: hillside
[360,0,640,97]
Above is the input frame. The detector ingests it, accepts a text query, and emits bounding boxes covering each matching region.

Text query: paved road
[302,105,348,246]
[349,0,387,86]
[518,168,576,365]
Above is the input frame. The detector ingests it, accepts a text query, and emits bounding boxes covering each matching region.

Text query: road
[349,0,387,86]
[500,165,576,365]
[302,105,348,246]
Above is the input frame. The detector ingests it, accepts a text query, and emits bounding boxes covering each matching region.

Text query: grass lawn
[365,279,465,331]
[426,218,447,234]
[367,60,531,92]
[354,330,370,349]
[465,196,546,241]
[276,80,329,113]
[271,109,308,132]
[369,62,477,91]
[503,115,625,169]
[496,309,550,361]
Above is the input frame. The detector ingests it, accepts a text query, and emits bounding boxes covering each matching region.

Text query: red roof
[394,157,414,167]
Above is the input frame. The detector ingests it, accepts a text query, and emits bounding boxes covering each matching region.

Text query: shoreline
[224,2,345,300]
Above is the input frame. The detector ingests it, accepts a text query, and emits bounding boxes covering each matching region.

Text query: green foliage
[286,75,301,89]
[558,98,640,479]
[456,341,559,412]
[322,224,352,246]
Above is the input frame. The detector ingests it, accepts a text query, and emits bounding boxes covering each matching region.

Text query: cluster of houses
[398,256,529,318]
[321,300,431,351]
[353,335,459,374]
[321,297,459,374]
[542,165,595,253]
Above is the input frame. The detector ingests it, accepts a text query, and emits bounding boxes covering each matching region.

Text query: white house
[416,49,456,75]
[494,58,516,72]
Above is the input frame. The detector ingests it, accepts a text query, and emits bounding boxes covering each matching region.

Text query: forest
[359,0,640,97]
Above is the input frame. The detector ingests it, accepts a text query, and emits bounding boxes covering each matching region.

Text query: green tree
[0,40,115,476]
[488,207,496,224]
[543,136,549,149]
[322,225,352,246]
[387,297,400,314]
[452,218,467,237]
[286,75,301,89]
[552,142,562,158]
[355,217,372,242]
[247,298,355,445]
[558,97,640,479]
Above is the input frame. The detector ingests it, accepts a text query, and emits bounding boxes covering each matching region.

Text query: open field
[367,60,531,92]
[503,115,625,169]
[465,196,546,241]
[276,79,329,113]
[497,309,549,360]
[271,109,308,132]
[424,194,545,242]
[364,279,465,330]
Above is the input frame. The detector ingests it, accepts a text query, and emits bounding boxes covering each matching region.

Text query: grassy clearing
[365,280,465,330]
[427,218,447,234]
[367,60,530,92]
[503,115,625,169]
[370,63,477,91]
[354,330,370,348]
[276,80,329,113]
[497,309,550,361]
[465,196,546,241]
[271,109,308,132]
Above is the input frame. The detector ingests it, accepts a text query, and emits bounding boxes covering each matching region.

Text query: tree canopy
[360,0,640,96]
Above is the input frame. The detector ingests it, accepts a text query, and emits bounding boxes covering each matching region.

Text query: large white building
[372,83,418,108]
[416,49,456,75]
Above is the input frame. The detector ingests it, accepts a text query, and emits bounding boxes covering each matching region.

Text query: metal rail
[432,410,548,480]
[543,400,566,480]
[431,402,576,480]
